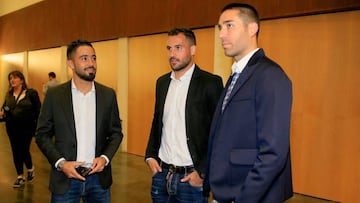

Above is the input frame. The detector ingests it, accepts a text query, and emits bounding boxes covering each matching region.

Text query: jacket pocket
[230,149,257,166]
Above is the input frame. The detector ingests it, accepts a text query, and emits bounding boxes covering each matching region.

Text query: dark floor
[0,123,337,203]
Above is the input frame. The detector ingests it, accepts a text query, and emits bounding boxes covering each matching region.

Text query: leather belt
[160,161,195,174]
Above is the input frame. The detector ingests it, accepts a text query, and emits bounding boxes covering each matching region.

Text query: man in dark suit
[205,3,293,203]
[145,28,223,202]
[35,39,123,202]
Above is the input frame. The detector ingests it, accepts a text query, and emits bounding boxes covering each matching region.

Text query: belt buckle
[169,165,175,173]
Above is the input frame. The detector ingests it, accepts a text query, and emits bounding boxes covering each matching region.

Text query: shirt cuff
[101,155,110,165]
[55,158,66,168]
[145,157,155,163]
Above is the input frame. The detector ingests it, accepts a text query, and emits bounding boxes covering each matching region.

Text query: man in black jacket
[36,40,123,202]
[145,28,223,202]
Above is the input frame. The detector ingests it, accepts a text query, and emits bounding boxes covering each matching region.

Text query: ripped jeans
[151,168,207,203]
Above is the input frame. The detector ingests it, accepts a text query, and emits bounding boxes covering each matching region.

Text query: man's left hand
[180,170,203,187]
[88,156,107,175]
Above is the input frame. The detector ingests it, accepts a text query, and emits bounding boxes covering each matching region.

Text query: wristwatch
[57,160,66,171]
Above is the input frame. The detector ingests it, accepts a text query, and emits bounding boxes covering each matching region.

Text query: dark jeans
[51,174,110,203]
[151,168,208,203]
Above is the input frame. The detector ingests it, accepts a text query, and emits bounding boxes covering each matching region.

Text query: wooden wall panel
[259,10,360,203]
[27,48,63,101]
[1,0,359,54]
[193,28,215,73]
[128,33,169,155]
[92,40,119,92]
[0,52,25,101]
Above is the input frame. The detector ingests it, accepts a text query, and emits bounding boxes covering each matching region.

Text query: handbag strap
[14,89,24,104]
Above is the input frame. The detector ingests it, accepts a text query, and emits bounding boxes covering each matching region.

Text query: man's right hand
[62,161,86,181]
[146,158,162,175]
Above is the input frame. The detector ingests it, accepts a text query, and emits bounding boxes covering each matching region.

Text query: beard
[170,57,191,72]
[75,66,96,81]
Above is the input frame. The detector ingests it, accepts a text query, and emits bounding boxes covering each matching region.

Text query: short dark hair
[66,39,93,60]
[168,28,196,45]
[48,72,56,78]
[221,3,260,37]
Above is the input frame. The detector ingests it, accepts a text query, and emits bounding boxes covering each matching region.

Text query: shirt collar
[71,79,95,93]
[231,48,259,74]
[170,64,195,81]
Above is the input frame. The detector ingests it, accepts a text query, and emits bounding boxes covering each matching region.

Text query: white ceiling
[0,0,43,17]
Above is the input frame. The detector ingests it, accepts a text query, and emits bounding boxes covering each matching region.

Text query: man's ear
[248,22,259,37]
[67,60,74,70]
[190,45,196,56]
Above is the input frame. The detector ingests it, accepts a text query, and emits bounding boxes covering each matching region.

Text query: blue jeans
[151,168,208,203]
[51,174,110,203]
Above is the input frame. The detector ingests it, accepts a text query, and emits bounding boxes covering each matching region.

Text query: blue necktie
[222,72,240,112]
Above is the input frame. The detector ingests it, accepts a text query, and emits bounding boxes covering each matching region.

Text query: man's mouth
[222,42,231,49]
[170,58,178,65]
[85,67,96,72]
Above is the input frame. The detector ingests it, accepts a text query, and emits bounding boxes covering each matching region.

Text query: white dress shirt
[232,48,259,74]
[71,80,96,164]
[158,64,195,166]
[55,81,109,168]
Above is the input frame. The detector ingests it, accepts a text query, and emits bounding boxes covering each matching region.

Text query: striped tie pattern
[222,72,240,112]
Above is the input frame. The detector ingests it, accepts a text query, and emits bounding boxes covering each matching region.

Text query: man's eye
[227,24,234,29]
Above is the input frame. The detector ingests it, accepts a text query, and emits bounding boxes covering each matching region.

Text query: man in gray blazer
[36,39,123,202]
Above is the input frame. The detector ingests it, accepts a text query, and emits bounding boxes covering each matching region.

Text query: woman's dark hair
[8,70,27,93]
[66,39,93,60]
[168,28,196,45]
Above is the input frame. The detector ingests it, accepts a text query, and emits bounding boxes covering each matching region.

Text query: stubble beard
[75,67,96,81]
[170,57,191,72]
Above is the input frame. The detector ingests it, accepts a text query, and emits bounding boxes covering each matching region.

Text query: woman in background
[0,70,41,188]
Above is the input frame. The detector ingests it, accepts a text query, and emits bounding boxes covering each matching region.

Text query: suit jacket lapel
[227,49,265,101]
[94,82,103,138]
[60,81,76,136]
[186,65,200,103]
[158,74,171,123]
